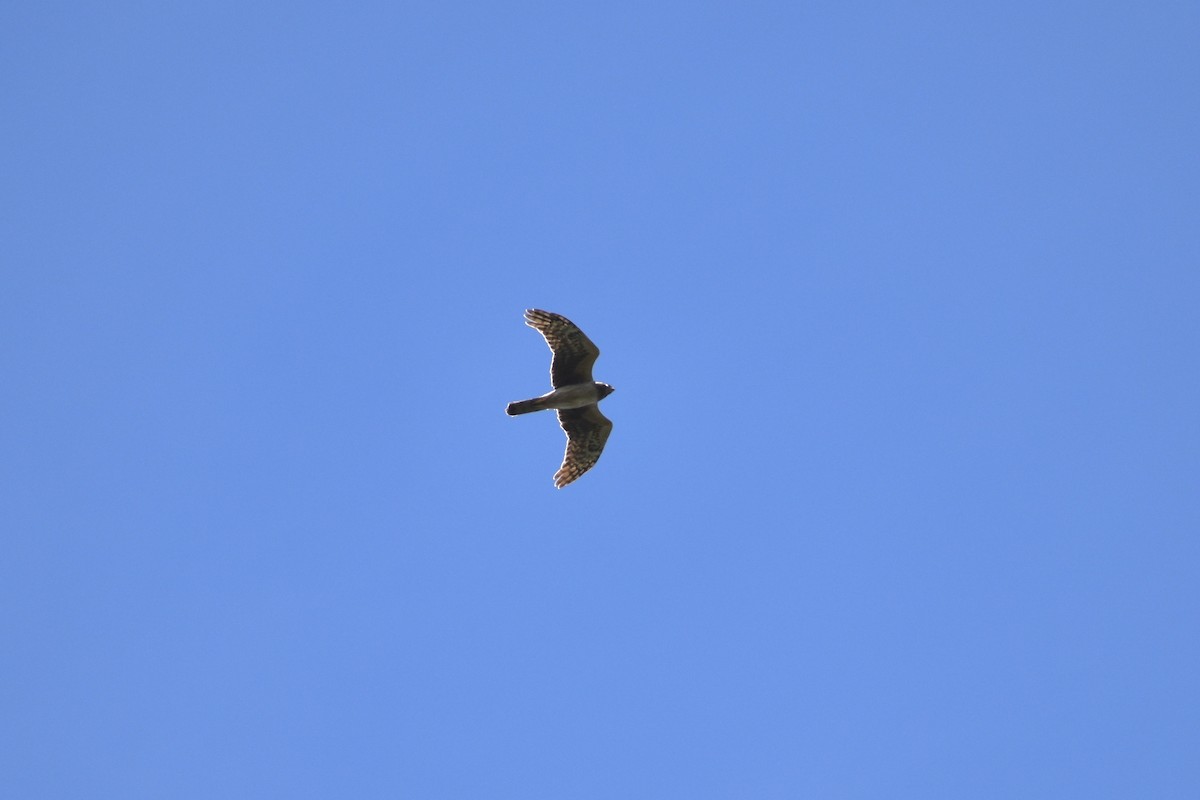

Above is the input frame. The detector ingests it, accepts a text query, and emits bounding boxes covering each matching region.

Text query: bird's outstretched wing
[554,405,613,488]
[524,309,600,388]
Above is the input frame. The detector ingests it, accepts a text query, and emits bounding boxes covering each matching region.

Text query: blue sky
[2,2,1197,797]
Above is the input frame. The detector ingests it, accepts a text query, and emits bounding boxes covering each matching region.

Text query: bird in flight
[507,309,615,488]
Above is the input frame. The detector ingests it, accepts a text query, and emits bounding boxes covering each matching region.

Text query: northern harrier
[506,309,615,488]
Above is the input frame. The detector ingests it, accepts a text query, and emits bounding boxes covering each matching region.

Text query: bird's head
[596,383,615,399]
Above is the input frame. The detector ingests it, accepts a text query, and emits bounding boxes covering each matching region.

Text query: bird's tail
[506,397,547,415]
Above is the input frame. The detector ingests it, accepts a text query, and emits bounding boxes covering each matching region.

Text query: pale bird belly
[542,383,599,410]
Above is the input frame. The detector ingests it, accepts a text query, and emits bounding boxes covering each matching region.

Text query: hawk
[506,309,615,488]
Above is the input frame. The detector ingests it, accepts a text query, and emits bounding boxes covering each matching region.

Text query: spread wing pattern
[554,405,613,488]
[524,309,600,388]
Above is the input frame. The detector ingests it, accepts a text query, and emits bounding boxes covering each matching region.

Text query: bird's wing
[524,309,600,388]
[554,405,613,488]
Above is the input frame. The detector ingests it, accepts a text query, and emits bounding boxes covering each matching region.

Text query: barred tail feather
[506,398,546,415]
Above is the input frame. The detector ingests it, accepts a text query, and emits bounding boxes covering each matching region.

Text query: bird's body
[507,309,615,488]
[506,382,613,415]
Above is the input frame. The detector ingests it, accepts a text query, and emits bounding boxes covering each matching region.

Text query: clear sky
[2,2,1197,798]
